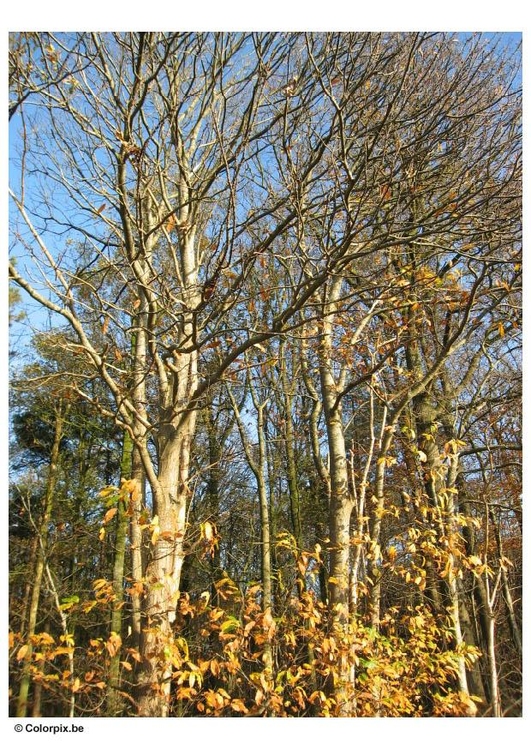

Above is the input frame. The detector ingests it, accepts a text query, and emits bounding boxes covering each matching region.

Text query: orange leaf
[105,633,122,658]
[103,507,118,525]
[125,647,142,663]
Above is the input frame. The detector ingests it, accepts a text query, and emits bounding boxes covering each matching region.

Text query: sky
[1,2,528,748]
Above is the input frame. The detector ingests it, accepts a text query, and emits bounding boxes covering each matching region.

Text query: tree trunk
[129,446,145,649]
[106,430,136,716]
[16,404,67,718]
[134,210,200,715]
[228,380,274,675]
[256,403,274,675]
[317,285,355,715]
[135,415,195,716]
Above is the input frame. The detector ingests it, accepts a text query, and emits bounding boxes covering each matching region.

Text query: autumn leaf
[220,616,240,634]
[99,485,119,499]
[126,580,144,598]
[103,507,118,525]
[16,644,29,661]
[105,632,122,658]
[201,520,215,541]
[60,595,79,611]
[231,698,249,714]
[165,214,177,232]
[60,633,76,647]
[125,647,142,663]
[150,515,160,545]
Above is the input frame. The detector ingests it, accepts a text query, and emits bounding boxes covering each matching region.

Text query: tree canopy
[9,31,521,719]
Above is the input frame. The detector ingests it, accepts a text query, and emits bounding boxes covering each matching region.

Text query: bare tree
[9,31,521,716]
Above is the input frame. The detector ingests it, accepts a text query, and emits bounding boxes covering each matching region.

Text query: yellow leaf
[103,507,118,525]
[16,644,29,661]
[201,520,215,541]
[99,527,106,542]
[150,515,160,545]
[99,485,119,498]
[60,633,76,647]
[231,698,248,713]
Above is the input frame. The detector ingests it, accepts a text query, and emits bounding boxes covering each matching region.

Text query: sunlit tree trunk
[129,446,145,650]
[317,280,355,715]
[279,341,303,552]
